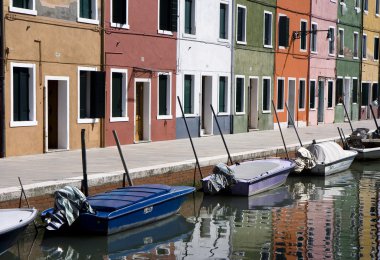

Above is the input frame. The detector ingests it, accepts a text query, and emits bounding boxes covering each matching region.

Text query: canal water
[2,161,380,259]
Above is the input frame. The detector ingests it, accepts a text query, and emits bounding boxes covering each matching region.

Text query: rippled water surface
[2,161,380,259]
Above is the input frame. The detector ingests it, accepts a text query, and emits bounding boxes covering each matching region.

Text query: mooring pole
[18,177,38,232]
[285,102,303,147]
[369,104,380,130]
[177,96,203,181]
[113,130,133,187]
[342,101,354,132]
[272,100,289,159]
[81,129,89,197]
[210,104,233,165]
[340,128,349,150]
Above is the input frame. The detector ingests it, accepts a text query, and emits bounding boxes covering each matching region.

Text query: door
[344,78,351,119]
[201,76,213,135]
[135,82,144,141]
[48,81,58,149]
[288,79,296,126]
[318,80,325,123]
[249,78,259,129]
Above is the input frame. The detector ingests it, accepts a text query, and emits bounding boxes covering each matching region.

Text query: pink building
[308,0,338,125]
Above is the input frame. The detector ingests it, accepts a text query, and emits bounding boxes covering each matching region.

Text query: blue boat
[42,184,195,235]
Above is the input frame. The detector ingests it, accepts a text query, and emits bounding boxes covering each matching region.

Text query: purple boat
[201,158,295,196]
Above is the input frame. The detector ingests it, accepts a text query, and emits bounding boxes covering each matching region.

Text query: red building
[104,0,178,146]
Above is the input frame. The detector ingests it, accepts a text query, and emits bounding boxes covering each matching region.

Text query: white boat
[0,208,38,255]
[349,146,380,160]
[201,158,295,196]
[307,141,357,176]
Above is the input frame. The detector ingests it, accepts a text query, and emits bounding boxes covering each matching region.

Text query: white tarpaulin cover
[307,142,347,164]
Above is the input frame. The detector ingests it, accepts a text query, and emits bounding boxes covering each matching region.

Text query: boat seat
[87,184,171,212]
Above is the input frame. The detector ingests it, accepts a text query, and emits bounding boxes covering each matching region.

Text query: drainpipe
[273,1,277,130]
[306,0,312,126]
[0,0,4,157]
[100,0,105,147]
[230,0,235,134]
[358,0,363,120]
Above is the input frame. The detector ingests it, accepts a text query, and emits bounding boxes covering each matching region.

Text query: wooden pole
[81,129,89,197]
[285,102,303,147]
[271,100,289,159]
[113,130,133,187]
[342,101,354,132]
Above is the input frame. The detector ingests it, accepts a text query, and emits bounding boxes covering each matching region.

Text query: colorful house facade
[104,0,178,146]
[274,0,310,128]
[308,0,338,125]
[233,0,276,133]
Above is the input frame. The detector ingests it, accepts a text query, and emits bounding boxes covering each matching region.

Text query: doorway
[318,80,325,123]
[344,78,351,119]
[249,77,259,129]
[201,76,213,135]
[135,80,151,142]
[288,79,296,126]
[45,77,69,152]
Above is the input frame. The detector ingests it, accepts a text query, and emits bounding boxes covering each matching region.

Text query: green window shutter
[299,81,305,109]
[278,16,286,47]
[310,81,315,109]
[112,0,126,24]
[301,22,307,50]
[185,0,192,34]
[336,78,343,105]
[219,4,226,39]
[237,8,244,42]
[285,17,289,47]
[13,67,29,121]
[353,79,358,103]
[277,80,284,110]
[236,78,243,113]
[90,71,105,118]
[263,79,269,111]
[13,0,29,9]
[219,77,226,112]
[80,0,92,19]
[184,75,192,114]
[159,75,168,115]
[160,0,170,30]
[374,38,379,61]
[112,72,123,118]
[80,71,88,118]
[362,84,369,106]
[264,13,271,45]
[328,82,333,108]
[171,0,178,32]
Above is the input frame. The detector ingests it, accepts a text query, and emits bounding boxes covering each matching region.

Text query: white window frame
[374,36,379,62]
[235,75,245,115]
[300,19,308,52]
[183,74,195,117]
[276,77,285,112]
[311,22,318,53]
[236,4,247,45]
[299,79,306,110]
[309,79,316,110]
[262,77,271,113]
[9,0,37,15]
[328,26,335,56]
[157,72,173,120]
[77,0,99,25]
[110,0,129,29]
[77,66,99,124]
[217,74,230,115]
[353,31,359,59]
[219,2,229,42]
[362,33,367,60]
[263,11,273,48]
[110,68,129,122]
[10,62,37,127]
[338,28,344,57]
[327,80,334,109]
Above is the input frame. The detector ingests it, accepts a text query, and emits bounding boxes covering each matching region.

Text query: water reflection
[3,162,380,259]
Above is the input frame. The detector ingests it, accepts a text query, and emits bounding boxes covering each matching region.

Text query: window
[328,27,335,55]
[355,0,360,9]
[327,81,334,108]
[159,0,178,33]
[262,78,271,112]
[376,0,380,15]
[278,15,289,48]
[219,3,228,40]
[277,78,284,110]
[184,75,194,114]
[374,37,379,61]
[310,80,316,109]
[311,23,317,53]
[11,63,37,127]
[111,0,129,29]
[338,28,344,57]
[236,5,246,44]
[362,34,367,59]
[10,0,36,15]
[264,11,273,47]
[235,76,245,113]
[372,84,379,102]
[299,80,305,109]
[78,67,105,122]
[218,76,228,113]
[184,0,195,34]
[364,0,368,12]
[158,73,171,118]
[110,69,128,121]
[362,83,370,106]
[353,32,359,58]
[353,78,358,103]
[78,0,98,24]
[300,20,307,51]
[336,78,343,105]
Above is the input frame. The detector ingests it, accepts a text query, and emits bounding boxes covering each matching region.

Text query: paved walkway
[0,120,376,201]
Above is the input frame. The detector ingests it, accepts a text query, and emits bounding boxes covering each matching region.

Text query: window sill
[10,120,38,127]
[278,46,286,50]
[9,6,37,16]
[276,109,285,112]
[218,38,229,43]
[327,107,334,110]
[77,17,99,25]
[110,117,129,122]
[158,30,173,36]
[236,41,247,45]
[157,115,173,120]
[376,14,380,17]
[353,56,359,60]
[311,51,318,54]
[364,10,368,15]
[355,7,361,13]
[300,49,307,52]
[182,33,196,39]
[235,112,246,115]
[111,23,130,29]
[262,110,271,114]
[299,108,306,111]
[264,44,273,49]
[362,57,367,60]
[338,54,344,58]
[328,53,335,57]
[309,108,317,111]
[77,118,100,124]
[184,114,196,118]
[217,112,229,116]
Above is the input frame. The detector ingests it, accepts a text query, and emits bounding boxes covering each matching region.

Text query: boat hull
[350,146,380,160]
[310,153,357,176]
